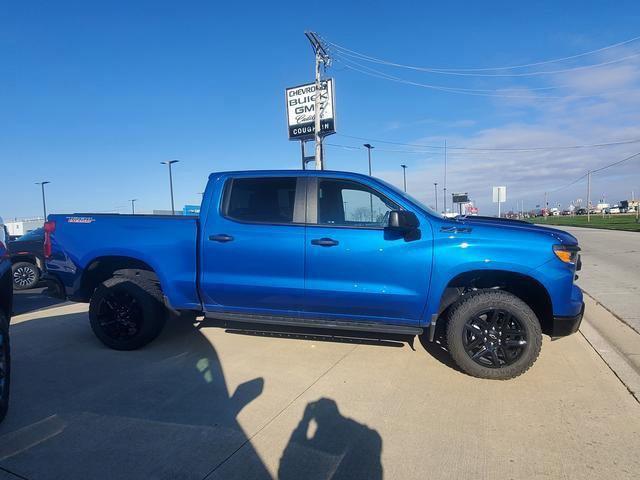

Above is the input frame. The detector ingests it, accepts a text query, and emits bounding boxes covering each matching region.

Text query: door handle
[209,234,234,243]
[311,237,339,247]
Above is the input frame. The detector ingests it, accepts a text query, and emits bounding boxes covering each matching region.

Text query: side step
[204,311,423,336]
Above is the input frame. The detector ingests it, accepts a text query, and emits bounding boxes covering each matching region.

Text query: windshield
[18,227,44,241]
[374,178,442,218]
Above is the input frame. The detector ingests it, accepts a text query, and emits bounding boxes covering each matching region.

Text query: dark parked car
[8,227,44,290]
[0,217,12,421]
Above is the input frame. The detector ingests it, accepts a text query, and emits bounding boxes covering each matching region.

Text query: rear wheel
[0,312,11,422]
[12,262,39,290]
[446,290,542,380]
[89,276,166,350]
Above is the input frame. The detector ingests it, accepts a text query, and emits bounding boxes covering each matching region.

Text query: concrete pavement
[0,300,639,479]
[558,226,640,333]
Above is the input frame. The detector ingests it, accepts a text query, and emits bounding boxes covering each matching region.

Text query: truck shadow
[12,287,65,315]
[0,311,270,479]
[0,311,385,479]
[418,322,465,373]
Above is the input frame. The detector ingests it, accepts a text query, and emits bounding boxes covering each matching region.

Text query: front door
[303,177,431,326]
[200,175,306,316]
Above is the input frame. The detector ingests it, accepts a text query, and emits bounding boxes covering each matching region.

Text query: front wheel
[12,262,40,290]
[446,291,542,380]
[89,276,167,350]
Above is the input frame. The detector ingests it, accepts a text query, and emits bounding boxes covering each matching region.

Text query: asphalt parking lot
[0,291,639,480]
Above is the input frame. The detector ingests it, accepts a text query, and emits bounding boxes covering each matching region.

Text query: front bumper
[551,302,585,337]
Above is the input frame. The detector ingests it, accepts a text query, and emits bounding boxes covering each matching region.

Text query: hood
[454,216,578,245]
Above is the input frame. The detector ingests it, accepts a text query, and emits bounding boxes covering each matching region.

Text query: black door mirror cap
[386,210,419,232]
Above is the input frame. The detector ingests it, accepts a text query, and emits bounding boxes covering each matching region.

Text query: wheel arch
[77,255,162,302]
[435,269,554,335]
[11,254,41,270]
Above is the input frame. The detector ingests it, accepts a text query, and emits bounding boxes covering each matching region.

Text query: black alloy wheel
[462,308,527,368]
[96,290,144,341]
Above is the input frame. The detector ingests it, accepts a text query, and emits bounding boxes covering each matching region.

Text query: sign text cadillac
[285,79,335,140]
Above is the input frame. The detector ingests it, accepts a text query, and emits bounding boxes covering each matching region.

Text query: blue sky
[2,0,640,218]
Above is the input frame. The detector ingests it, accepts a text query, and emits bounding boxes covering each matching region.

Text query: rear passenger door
[200,176,306,316]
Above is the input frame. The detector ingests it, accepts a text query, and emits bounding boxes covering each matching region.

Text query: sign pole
[300,140,306,170]
[314,51,323,170]
[587,171,591,223]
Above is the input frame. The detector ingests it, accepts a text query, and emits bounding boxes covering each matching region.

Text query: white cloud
[374,50,640,214]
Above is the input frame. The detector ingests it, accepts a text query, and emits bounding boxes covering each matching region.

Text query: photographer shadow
[278,398,383,480]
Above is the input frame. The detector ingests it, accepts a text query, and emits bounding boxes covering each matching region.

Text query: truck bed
[46,213,201,310]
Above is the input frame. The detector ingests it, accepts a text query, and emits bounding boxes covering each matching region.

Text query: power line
[336,133,640,152]
[324,34,640,72]
[592,151,640,172]
[331,44,640,77]
[335,56,634,99]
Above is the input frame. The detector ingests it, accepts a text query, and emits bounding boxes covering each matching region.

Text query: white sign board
[492,186,507,203]
[285,79,336,140]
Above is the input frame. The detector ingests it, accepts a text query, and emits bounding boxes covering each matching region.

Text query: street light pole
[35,181,51,220]
[364,144,375,221]
[434,182,438,212]
[129,199,137,214]
[443,139,447,214]
[363,144,374,176]
[401,164,407,192]
[161,160,179,215]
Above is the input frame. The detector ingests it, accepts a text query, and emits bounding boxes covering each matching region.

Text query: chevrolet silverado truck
[44,170,584,379]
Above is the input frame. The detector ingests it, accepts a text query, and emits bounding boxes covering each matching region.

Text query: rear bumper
[551,302,584,337]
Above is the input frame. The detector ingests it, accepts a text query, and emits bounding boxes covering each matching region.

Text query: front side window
[317,179,398,227]
[226,177,297,224]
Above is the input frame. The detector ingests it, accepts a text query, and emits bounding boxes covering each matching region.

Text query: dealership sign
[285,79,335,140]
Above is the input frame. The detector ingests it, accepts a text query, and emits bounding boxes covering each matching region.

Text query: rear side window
[225,177,297,224]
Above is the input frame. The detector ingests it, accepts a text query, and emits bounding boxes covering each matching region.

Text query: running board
[204,311,423,336]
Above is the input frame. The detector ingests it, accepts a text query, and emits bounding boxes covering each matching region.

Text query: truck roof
[208,170,373,180]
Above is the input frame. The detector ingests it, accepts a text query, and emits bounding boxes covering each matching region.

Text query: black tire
[0,312,10,422]
[89,276,167,350]
[12,261,40,290]
[446,290,542,380]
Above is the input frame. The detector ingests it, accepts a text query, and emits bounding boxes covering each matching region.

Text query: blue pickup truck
[44,170,584,379]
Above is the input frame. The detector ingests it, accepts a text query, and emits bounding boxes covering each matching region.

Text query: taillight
[44,220,56,258]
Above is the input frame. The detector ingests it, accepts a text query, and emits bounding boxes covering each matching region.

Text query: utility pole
[35,181,51,220]
[587,170,591,223]
[544,191,548,221]
[129,199,137,214]
[434,182,438,212]
[401,164,408,192]
[305,31,330,170]
[161,160,179,215]
[443,139,447,214]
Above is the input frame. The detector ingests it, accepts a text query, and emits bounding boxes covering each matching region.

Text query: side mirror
[386,210,419,233]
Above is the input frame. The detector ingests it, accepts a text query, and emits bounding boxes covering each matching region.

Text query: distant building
[5,218,44,238]
[182,205,200,216]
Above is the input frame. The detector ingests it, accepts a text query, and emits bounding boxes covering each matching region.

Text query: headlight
[553,244,580,264]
